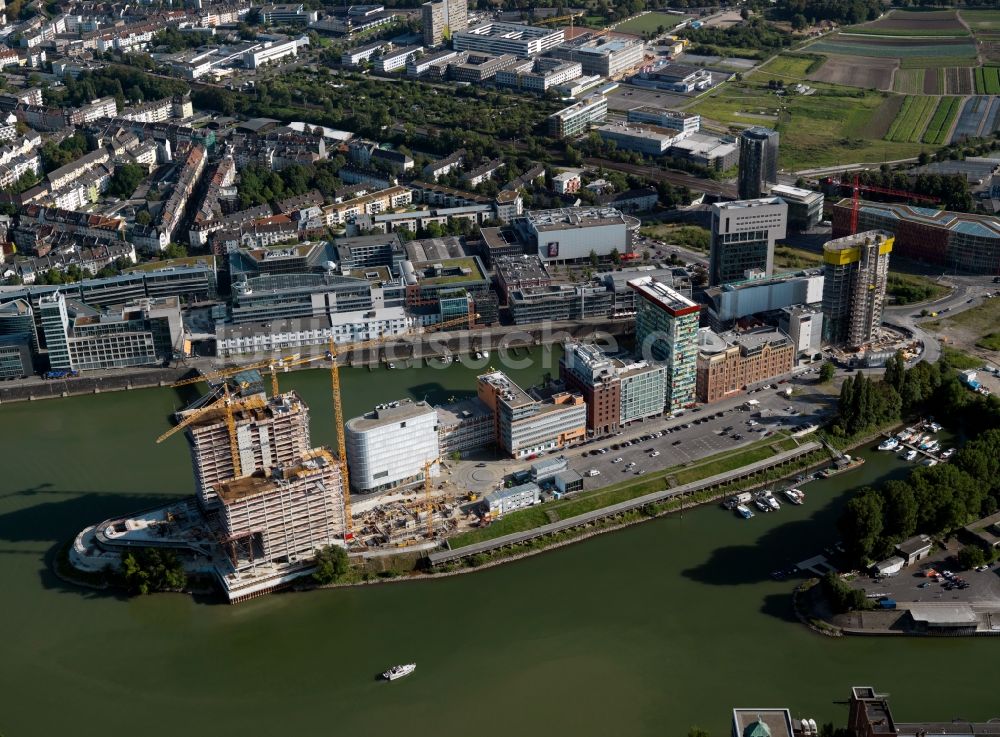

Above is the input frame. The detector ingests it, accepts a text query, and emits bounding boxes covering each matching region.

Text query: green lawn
[941,346,983,370]
[774,246,823,270]
[615,12,690,35]
[638,224,710,251]
[757,54,820,79]
[976,333,1000,352]
[449,433,796,549]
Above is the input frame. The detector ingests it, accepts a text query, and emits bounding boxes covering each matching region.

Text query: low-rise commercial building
[631,63,712,92]
[376,44,423,73]
[667,132,738,170]
[778,305,824,360]
[494,254,551,304]
[550,36,645,78]
[701,271,824,331]
[483,482,540,518]
[515,206,636,263]
[495,58,581,91]
[627,106,700,135]
[345,399,440,493]
[696,327,795,403]
[477,370,586,458]
[597,122,681,156]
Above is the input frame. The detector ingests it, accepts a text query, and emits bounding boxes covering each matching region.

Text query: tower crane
[172,351,329,396]
[826,174,940,235]
[155,383,268,480]
[422,458,440,540]
[327,311,476,541]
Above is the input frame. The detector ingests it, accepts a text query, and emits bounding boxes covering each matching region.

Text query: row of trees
[835,354,1000,566]
[775,0,882,25]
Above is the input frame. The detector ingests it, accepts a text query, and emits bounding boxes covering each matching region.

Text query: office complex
[626,107,700,135]
[696,327,795,404]
[701,271,824,331]
[549,36,645,77]
[515,206,636,262]
[560,342,666,435]
[547,94,608,138]
[0,333,33,378]
[709,197,788,286]
[38,291,183,371]
[779,305,824,360]
[452,22,563,58]
[831,199,1000,275]
[345,399,440,493]
[821,230,893,348]
[435,397,496,454]
[477,371,586,458]
[738,127,780,200]
[421,0,467,46]
[770,184,823,230]
[629,276,700,413]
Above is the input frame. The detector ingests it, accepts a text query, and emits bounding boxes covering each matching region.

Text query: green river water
[1,347,998,737]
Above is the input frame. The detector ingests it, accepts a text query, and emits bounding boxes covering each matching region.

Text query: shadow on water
[405,382,475,406]
[760,592,799,624]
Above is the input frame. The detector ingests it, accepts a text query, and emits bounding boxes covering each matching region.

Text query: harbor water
[1,348,998,737]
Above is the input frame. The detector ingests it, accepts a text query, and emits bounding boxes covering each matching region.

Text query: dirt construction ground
[808,56,897,90]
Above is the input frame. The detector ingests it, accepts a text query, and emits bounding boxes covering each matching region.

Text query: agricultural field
[959,9,1000,32]
[952,96,1000,141]
[614,12,690,36]
[842,9,969,36]
[923,67,943,94]
[893,68,924,94]
[689,78,931,169]
[943,66,975,94]
[884,95,937,142]
[921,96,961,144]
[807,55,896,91]
[974,66,1000,94]
[807,36,978,60]
[756,54,822,80]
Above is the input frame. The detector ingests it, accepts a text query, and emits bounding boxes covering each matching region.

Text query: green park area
[449,432,807,549]
[638,224,710,251]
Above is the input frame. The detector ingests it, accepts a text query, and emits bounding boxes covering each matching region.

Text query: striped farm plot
[974,66,1000,94]
[885,95,938,142]
[922,96,961,144]
[952,96,1000,141]
[893,68,925,93]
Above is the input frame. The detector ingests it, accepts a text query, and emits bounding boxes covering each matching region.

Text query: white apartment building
[452,22,563,58]
[244,35,309,69]
[345,399,440,493]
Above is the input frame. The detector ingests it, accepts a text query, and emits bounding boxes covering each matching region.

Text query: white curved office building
[345,399,440,493]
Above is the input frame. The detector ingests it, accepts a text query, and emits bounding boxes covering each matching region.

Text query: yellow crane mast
[327,311,476,541]
[172,352,327,396]
[155,384,267,480]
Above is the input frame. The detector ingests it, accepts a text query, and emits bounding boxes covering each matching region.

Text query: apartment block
[452,22,563,58]
[821,230,893,349]
[547,94,608,138]
[477,371,586,459]
[421,0,467,46]
[630,276,700,413]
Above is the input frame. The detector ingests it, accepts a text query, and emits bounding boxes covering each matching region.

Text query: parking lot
[447,367,836,496]
[852,548,1000,606]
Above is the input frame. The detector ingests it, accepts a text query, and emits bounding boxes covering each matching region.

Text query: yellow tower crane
[155,384,268,480]
[422,458,441,540]
[327,311,477,541]
[172,351,328,397]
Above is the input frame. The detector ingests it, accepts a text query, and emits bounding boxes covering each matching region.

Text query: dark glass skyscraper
[738,127,780,200]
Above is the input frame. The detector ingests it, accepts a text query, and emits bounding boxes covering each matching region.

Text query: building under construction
[182,390,312,508]
[821,230,893,350]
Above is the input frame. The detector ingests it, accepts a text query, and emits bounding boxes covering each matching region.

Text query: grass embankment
[449,432,799,549]
[774,246,822,270]
[940,346,983,370]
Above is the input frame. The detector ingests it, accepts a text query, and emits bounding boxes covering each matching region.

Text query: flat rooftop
[628,275,699,315]
[458,22,562,40]
[434,396,493,426]
[714,196,785,211]
[524,206,626,231]
[823,229,895,252]
[495,254,551,282]
[770,184,823,202]
[410,256,486,284]
[479,370,534,408]
[346,398,435,432]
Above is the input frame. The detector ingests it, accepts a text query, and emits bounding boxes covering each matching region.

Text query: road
[448,367,834,497]
[883,277,996,365]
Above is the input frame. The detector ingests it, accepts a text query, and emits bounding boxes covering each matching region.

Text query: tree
[819,362,835,383]
[135,210,151,226]
[838,487,884,563]
[883,351,905,393]
[164,243,188,259]
[108,163,145,199]
[610,248,621,266]
[120,548,187,595]
[589,249,599,267]
[957,545,987,571]
[313,545,350,584]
